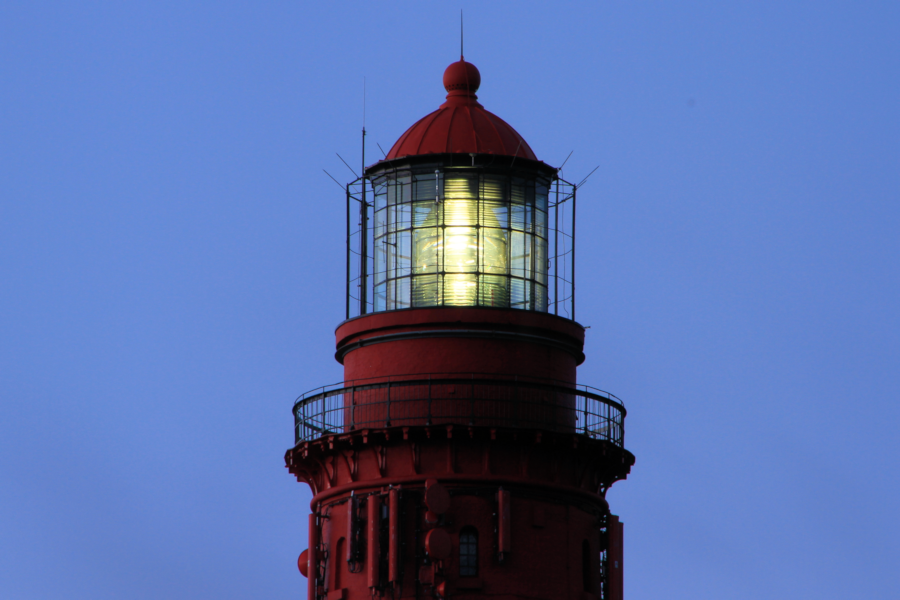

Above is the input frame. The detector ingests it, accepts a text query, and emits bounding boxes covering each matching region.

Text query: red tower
[286,57,634,600]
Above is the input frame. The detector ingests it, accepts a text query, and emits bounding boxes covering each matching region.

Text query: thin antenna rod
[376,142,387,158]
[359,95,368,315]
[361,82,366,175]
[559,150,574,171]
[336,153,359,178]
[509,140,523,168]
[576,165,600,188]
[323,170,345,190]
[460,10,464,59]
[359,122,368,314]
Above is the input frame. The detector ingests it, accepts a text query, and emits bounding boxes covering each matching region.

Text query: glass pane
[510,276,531,309]
[510,231,527,278]
[535,180,549,211]
[443,273,477,306]
[374,282,386,312]
[444,226,478,273]
[386,277,396,309]
[396,230,412,278]
[534,283,548,312]
[443,175,478,226]
[535,208,547,240]
[397,202,412,231]
[444,174,478,200]
[482,175,506,202]
[413,227,441,274]
[534,236,547,285]
[374,185,387,212]
[480,227,508,275]
[384,233,397,280]
[414,173,437,201]
[482,174,508,228]
[523,233,533,278]
[386,178,398,206]
[374,206,388,239]
[478,274,509,308]
[411,274,441,307]
[374,204,389,288]
[510,177,525,205]
[443,198,478,227]
[510,202,532,232]
[413,200,439,227]
[394,276,411,309]
[396,175,411,205]
[482,198,508,229]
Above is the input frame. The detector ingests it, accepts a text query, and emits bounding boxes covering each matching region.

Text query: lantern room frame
[345,154,577,321]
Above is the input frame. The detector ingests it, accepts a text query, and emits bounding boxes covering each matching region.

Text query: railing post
[301,398,307,441]
[583,394,589,436]
[346,184,351,320]
[619,407,624,446]
[571,184,576,321]
[554,179,559,316]
[350,386,355,431]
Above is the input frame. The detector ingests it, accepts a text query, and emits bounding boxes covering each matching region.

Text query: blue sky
[1,2,898,598]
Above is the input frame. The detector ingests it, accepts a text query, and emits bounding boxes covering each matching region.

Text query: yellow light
[413,175,510,306]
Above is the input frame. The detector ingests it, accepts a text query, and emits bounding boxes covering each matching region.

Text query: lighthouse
[286,57,634,600]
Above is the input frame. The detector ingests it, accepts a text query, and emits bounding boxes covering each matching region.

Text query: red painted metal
[383,60,539,162]
[606,515,624,600]
[424,481,450,515]
[366,495,381,590]
[298,549,309,577]
[497,488,512,558]
[346,494,356,564]
[425,528,452,560]
[336,307,585,384]
[419,564,435,585]
[308,513,318,600]
[388,488,400,584]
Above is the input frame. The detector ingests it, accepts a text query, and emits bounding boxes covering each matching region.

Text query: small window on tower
[459,527,478,577]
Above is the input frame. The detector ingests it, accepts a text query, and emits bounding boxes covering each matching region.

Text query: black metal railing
[292,376,625,447]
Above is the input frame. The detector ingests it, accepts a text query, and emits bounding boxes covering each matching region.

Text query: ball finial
[443,59,481,95]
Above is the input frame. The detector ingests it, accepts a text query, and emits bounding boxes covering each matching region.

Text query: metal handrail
[292,376,625,448]
[294,372,624,408]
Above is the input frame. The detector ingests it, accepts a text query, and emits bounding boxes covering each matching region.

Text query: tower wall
[287,427,631,600]
[336,308,585,385]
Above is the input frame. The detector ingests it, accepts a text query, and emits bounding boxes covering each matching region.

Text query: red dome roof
[385,59,538,162]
